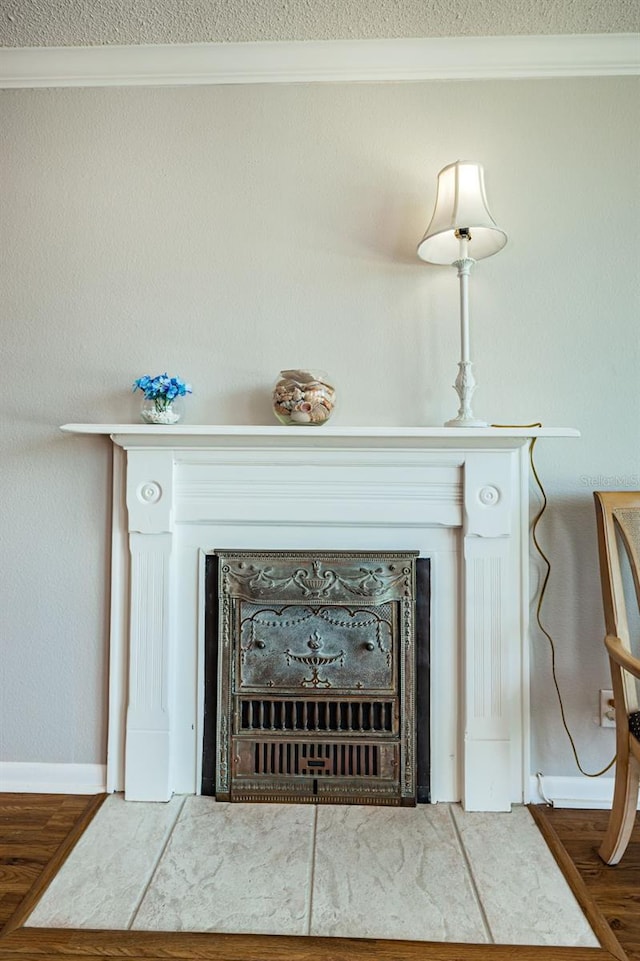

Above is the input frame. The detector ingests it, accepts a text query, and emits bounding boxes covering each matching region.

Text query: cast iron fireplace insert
[202,551,430,805]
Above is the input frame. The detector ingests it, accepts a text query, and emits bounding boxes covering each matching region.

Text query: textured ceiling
[1,0,638,47]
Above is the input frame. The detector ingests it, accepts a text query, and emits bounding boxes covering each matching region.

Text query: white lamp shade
[417,161,507,265]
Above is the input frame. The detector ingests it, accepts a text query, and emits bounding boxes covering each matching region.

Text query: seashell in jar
[303,387,327,407]
[289,409,312,423]
[309,403,330,423]
[281,369,317,384]
[277,387,292,401]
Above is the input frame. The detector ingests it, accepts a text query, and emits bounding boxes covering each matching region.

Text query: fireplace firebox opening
[202,551,430,806]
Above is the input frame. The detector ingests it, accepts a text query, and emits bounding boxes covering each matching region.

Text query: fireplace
[202,550,430,805]
[61,423,578,811]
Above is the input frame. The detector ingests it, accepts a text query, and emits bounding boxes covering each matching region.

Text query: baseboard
[1,763,636,807]
[0,34,637,89]
[529,773,640,810]
[0,762,107,795]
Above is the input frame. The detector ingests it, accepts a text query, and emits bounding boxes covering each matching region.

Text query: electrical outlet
[599,689,616,727]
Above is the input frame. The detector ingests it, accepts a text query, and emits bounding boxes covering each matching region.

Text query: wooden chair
[594,491,640,864]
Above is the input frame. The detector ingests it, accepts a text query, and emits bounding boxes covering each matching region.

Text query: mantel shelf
[61,423,580,447]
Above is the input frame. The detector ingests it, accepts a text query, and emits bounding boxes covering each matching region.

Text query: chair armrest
[604,634,640,680]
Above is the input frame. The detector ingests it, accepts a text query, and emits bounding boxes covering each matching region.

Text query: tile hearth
[26,795,598,947]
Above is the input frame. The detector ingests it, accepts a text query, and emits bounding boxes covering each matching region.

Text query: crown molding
[0,33,638,88]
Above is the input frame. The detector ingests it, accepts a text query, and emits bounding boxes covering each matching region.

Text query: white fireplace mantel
[62,424,578,811]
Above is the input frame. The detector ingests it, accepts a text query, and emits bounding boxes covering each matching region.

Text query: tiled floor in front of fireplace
[25,794,599,947]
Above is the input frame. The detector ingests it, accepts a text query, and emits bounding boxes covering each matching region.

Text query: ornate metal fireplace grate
[202,550,429,806]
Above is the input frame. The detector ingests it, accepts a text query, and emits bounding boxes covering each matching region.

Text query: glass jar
[140,397,182,424]
[272,369,336,426]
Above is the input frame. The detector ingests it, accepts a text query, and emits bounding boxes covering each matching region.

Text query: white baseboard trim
[0,34,637,89]
[1,764,636,806]
[0,762,107,795]
[529,773,640,810]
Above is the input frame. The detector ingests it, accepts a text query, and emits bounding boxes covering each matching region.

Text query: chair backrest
[594,491,640,714]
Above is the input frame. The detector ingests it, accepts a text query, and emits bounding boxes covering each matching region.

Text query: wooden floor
[532,806,640,961]
[0,794,636,961]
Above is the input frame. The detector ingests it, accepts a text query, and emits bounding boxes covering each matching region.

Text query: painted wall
[1,76,638,785]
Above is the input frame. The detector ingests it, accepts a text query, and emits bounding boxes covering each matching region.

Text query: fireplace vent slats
[239,739,392,779]
[239,698,396,734]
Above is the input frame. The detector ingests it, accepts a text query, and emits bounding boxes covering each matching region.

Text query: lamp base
[444,415,488,428]
[445,361,486,428]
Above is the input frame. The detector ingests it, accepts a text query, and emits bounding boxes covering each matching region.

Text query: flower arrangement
[132,373,192,424]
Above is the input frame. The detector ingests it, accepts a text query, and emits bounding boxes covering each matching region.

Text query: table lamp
[417,161,507,427]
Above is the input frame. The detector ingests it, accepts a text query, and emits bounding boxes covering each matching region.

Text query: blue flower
[132,375,152,393]
[132,373,193,402]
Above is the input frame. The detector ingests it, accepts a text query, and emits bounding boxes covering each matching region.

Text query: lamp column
[445,230,486,428]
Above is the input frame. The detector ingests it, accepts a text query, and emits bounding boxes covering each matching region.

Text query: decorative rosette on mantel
[272,369,336,426]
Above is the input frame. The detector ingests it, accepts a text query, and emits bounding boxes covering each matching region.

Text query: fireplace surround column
[124,450,175,801]
[61,424,578,811]
[462,453,517,810]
